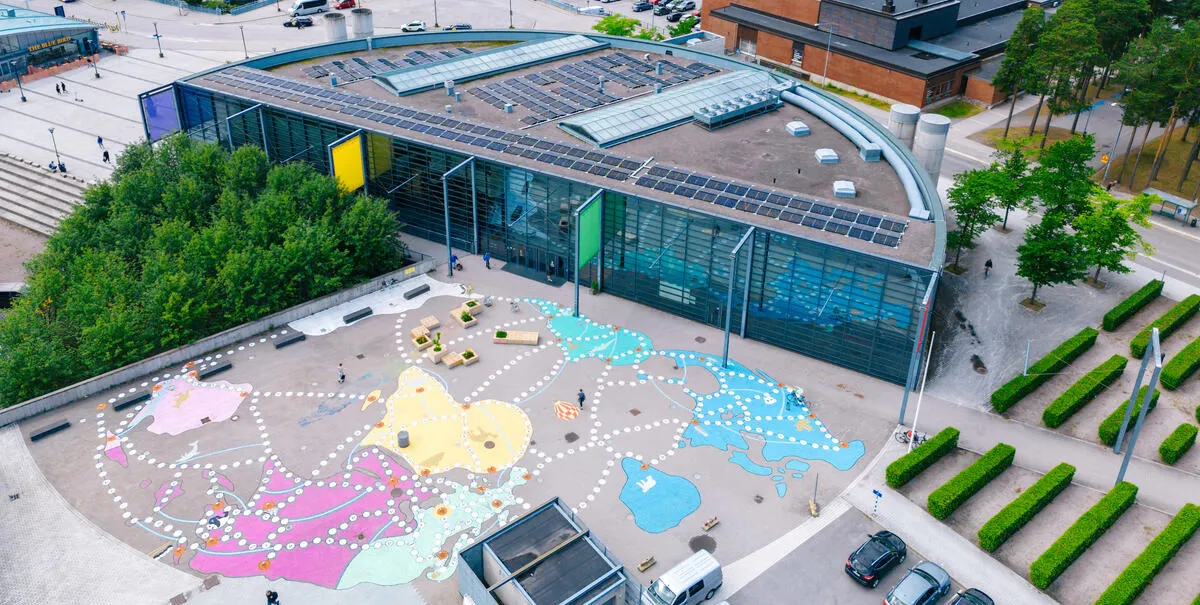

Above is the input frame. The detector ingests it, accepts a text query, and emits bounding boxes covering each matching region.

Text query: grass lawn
[970,126,1077,156]
[820,83,893,111]
[1101,127,1200,195]
[931,100,984,119]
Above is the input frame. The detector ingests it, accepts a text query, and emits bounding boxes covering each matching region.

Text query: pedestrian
[337,363,345,384]
[546,261,555,283]
[483,252,491,269]
[265,589,280,605]
[97,135,104,149]
[55,83,61,95]
[984,258,993,278]
[577,389,586,408]
[60,81,66,93]
[102,150,110,164]
[1106,180,1116,192]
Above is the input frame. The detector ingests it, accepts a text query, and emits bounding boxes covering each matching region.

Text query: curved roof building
[140,30,944,384]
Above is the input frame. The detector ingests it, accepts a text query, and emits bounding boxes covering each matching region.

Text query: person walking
[984,258,993,278]
[60,81,67,93]
[483,252,491,269]
[577,389,586,408]
[97,135,104,149]
[546,261,555,283]
[265,589,280,605]
[337,363,346,384]
[102,150,110,164]
[55,83,61,95]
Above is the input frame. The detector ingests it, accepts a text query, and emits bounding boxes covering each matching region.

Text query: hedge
[1131,294,1200,358]
[978,463,1075,552]
[1093,503,1200,605]
[927,443,1016,520]
[1160,424,1198,465]
[1162,335,1200,390]
[1042,355,1128,428]
[991,327,1099,413]
[1098,386,1159,447]
[1196,404,1200,424]
[1103,279,1164,331]
[885,427,960,488]
[1029,481,1138,589]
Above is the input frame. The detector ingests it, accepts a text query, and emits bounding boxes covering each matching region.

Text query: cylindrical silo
[887,103,920,149]
[351,8,374,38]
[912,113,951,180]
[324,12,347,42]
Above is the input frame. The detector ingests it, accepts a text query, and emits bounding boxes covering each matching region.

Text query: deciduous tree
[990,137,1034,230]
[1029,134,1099,220]
[995,7,1046,138]
[1016,215,1086,306]
[1074,191,1155,283]
[946,169,1001,270]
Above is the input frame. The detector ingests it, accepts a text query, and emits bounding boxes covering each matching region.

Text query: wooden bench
[403,284,430,300]
[410,325,429,339]
[420,315,440,330]
[493,330,539,345]
[197,360,232,379]
[443,352,464,368]
[273,332,306,349]
[113,392,151,412]
[30,419,70,442]
[343,307,373,324]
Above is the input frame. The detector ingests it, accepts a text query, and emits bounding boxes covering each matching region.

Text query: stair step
[0,188,69,222]
[0,204,56,236]
[0,172,79,215]
[0,155,89,199]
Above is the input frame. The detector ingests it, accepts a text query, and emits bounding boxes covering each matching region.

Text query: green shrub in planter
[495,330,508,339]
[992,327,1099,413]
[1131,294,1200,358]
[1094,503,1200,605]
[1103,279,1163,331]
[1042,355,1128,428]
[927,443,1015,520]
[978,463,1075,552]
[1159,424,1198,465]
[1098,386,1159,447]
[885,427,959,488]
[1162,335,1200,390]
[1029,482,1138,589]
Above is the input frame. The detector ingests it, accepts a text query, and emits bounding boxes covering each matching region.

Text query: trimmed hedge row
[1160,424,1198,465]
[927,443,1016,520]
[991,327,1099,413]
[1042,355,1128,428]
[1103,279,1164,331]
[1029,481,1138,589]
[1131,294,1200,358]
[1098,386,1159,447]
[977,463,1075,552]
[1162,335,1200,390]
[1093,503,1200,605]
[885,427,960,489]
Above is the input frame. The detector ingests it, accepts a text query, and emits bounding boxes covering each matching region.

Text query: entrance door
[737,27,758,56]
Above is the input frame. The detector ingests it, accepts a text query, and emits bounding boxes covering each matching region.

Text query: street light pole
[89,57,100,78]
[433,0,439,27]
[1101,100,1126,185]
[48,127,63,172]
[239,25,249,59]
[817,23,837,87]
[508,0,513,28]
[15,71,26,102]
[153,22,164,58]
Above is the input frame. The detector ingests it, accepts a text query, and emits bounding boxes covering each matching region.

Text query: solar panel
[788,199,812,212]
[810,203,834,216]
[686,175,708,187]
[779,211,802,224]
[666,170,689,182]
[880,219,906,233]
[874,233,900,247]
[694,190,717,203]
[674,186,697,198]
[802,216,827,229]
[654,181,677,194]
[833,208,858,222]
[855,214,882,228]
[572,161,594,172]
[849,227,874,241]
[705,179,728,192]
[726,184,749,196]
[715,196,737,208]
[825,220,851,235]
[636,176,658,187]
[756,205,780,218]
[745,188,769,202]
[648,166,670,177]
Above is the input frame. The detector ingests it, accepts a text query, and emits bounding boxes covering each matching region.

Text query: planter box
[464,300,484,316]
[410,326,429,339]
[463,350,479,365]
[427,348,447,363]
[413,337,432,351]
[452,309,478,328]
[493,330,539,345]
[443,352,464,368]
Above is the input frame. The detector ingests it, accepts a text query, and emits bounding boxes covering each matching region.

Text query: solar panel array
[199,66,907,249]
[303,48,474,84]
[635,164,909,247]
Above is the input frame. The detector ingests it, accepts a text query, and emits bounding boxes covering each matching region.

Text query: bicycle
[894,427,927,448]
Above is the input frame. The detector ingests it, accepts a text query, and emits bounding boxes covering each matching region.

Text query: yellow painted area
[331,135,365,192]
[359,367,532,474]
[367,132,392,178]
[362,389,382,412]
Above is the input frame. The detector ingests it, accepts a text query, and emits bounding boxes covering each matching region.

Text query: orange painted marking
[96,403,107,411]
[436,550,449,560]
[492,499,503,508]
[257,559,271,570]
[387,476,400,487]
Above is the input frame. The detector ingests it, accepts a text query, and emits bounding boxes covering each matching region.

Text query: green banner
[577,200,601,269]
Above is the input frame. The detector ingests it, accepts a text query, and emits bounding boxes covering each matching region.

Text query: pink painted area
[104,431,128,467]
[207,470,236,493]
[132,378,251,437]
[139,480,152,489]
[189,448,428,588]
[155,480,185,509]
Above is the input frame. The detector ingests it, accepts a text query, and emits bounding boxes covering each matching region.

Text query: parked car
[667,11,687,20]
[654,4,672,15]
[844,531,907,588]
[632,0,653,9]
[677,0,696,10]
[949,589,994,605]
[283,16,314,27]
[401,20,427,32]
[443,23,473,30]
[334,0,355,8]
[885,562,951,605]
[600,0,620,4]
[648,0,667,4]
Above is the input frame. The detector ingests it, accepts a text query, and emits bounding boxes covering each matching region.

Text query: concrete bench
[343,307,373,324]
[403,284,430,300]
[30,419,70,442]
[113,392,151,412]
[273,332,306,349]
[493,330,540,345]
[420,315,441,330]
[197,360,232,379]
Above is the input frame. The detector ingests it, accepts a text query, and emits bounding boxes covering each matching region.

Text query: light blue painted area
[785,460,811,472]
[619,458,701,533]
[770,475,783,481]
[764,439,865,471]
[527,298,653,365]
[729,451,772,476]
[791,473,805,479]
[776,482,788,498]
[682,422,749,452]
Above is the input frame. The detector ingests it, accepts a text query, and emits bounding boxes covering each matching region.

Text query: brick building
[703,0,1028,107]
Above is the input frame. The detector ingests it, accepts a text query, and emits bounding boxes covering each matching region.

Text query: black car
[653,4,672,14]
[886,561,952,605]
[284,16,314,27]
[666,10,684,21]
[950,588,994,605]
[632,1,653,10]
[443,23,473,30]
[845,531,907,588]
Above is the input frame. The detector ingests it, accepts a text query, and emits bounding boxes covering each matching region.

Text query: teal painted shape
[619,458,701,533]
[528,298,653,365]
[775,482,788,498]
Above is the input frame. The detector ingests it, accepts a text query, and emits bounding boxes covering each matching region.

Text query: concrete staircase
[0,153,90,236]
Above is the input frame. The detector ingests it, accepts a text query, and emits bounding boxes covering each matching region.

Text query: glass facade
[172,83,935,384]
[0,26,99,81]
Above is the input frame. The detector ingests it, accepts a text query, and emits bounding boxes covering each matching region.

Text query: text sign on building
[577,200,601,269]
[28,36,72,53]
[331,136,365,192]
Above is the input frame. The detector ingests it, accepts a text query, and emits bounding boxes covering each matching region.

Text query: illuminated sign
[28,36,72,52]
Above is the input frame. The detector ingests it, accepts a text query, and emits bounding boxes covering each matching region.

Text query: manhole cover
[688,535,717,553]
[565,432,579,443]
[483,440,496,449]
[356,353,365,359]
[391,488,405,498]
[695,336,706,343]
[629,409,642,416]
[754,495,764,504]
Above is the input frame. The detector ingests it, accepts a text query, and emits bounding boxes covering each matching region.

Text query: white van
[643,550,723,605]
[290,0,327,16]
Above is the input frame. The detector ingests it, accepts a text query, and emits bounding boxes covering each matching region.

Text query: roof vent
[4,9,15,17]
[883,0,896,12]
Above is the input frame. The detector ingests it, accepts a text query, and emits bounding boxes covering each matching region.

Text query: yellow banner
[368,132,392,178]
[331,136,365,192]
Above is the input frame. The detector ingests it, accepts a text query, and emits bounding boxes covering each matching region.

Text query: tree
[1093,0,1152,90]
[1073,191,1155,283]
[994,7,1046,139]
[1016,215,1086,306]
[945,169,1001,270]
[1030,0,1103,141]
[632,26,665,41]
[1029,134,1099,220]
[989,137,1035,230]
[669,16,698,38]
[592,15,641,37]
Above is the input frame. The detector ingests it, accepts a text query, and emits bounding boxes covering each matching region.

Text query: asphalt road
[728,510,967,605]
[1134,216,1200,289]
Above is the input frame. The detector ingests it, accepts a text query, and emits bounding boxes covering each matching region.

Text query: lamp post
[817,22,837,87]
[433,0,439,28]
[153,23,164,58]
[89,57,100,78]
[1102,102,1124,185]
[48,127,64,172]
[239,25,249,59]
[14,71,26,102]
[508,0,513,28]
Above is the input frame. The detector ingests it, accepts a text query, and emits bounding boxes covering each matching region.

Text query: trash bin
[397,431,409,448]
[1191,217,1197,228]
